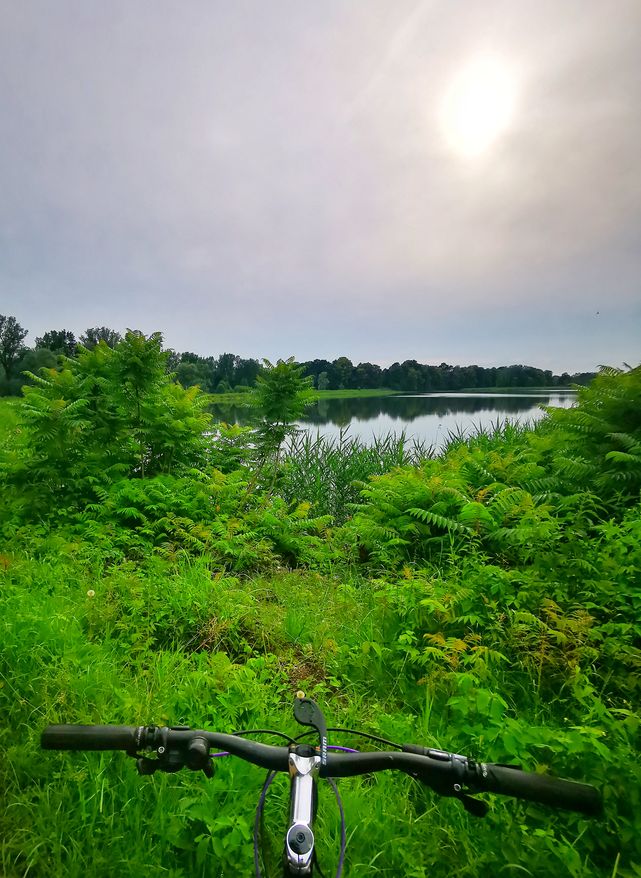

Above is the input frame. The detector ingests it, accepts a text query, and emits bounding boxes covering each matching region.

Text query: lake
[210,391,577,450]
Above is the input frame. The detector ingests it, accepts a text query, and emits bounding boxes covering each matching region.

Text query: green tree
[0,315,28,383]
[35,329,77,356]
[7,331,212,514]
[333,357,354,390]
[80,326,122,349]
[176,360,211,389]
[16,348,58,382]
[250,358,314,487]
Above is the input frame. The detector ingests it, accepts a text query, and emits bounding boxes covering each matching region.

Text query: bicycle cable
[296,727,402,749]
[233,728,298,745]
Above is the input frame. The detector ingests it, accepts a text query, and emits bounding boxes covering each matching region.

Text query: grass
[4,550,621,878]
[458,386,577,393]
[0,555,486,877]
[2,372,639,878]
[278,429,436,521]
[312,388,396,399]
[209,388,398,406]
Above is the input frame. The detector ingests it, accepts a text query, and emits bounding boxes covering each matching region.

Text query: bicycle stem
[284,750,321,875]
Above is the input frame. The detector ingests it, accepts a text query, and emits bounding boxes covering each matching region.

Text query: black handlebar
[42,725,291,771]
[41,724,143,751]
[40,723,601,817]
[479,763,601,816]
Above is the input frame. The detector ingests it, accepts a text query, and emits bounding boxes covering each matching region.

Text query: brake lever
[132,729,215,778]
[134,752,215,777]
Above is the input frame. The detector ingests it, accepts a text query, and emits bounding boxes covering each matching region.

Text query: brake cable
[233,728,298,745]
[296,726,402,750]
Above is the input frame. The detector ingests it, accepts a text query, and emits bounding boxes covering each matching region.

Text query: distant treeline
[167,355,595,394]
[0,315,595,396]
[299,358,594,392]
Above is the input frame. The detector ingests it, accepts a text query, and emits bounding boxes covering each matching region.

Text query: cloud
[1,0,639,370]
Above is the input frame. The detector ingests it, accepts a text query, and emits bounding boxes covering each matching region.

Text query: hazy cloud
[1,0,639,369]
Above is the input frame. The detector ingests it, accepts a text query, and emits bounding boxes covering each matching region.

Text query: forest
[0,330,639,877]
[0,315,595,396]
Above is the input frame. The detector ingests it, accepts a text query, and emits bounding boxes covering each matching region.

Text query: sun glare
[440,58,517,158]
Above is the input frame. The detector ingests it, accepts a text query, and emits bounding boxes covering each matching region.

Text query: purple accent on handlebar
[211,751,230,758]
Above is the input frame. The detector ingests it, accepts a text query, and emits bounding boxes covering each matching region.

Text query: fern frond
[408,507,471,532]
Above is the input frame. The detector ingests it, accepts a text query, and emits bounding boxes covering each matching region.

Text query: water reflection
[210,392,576,448]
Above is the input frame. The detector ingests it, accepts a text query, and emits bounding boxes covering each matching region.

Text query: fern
[408,507,470,533]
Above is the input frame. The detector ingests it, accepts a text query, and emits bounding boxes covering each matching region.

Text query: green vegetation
[2,312,594,399]
[210,388,397,409]
[460,386,577,393]
[1,340,639,877]
[0,396,21,432]
[312,388,397,399]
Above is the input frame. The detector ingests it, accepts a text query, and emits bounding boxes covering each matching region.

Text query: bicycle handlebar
[41,724,601,816]
[42,725,144,751]
[479,763,601,814]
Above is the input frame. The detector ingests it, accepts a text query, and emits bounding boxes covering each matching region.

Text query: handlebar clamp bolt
[287,825,313,855]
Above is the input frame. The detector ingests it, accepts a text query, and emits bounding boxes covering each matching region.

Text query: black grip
[481,764,602,816]
[41,725,142,751]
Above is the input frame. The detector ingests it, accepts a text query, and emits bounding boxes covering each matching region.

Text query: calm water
[211,391,577,450]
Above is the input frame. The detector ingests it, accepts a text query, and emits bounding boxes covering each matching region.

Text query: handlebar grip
[481,764,602,816]
[41,725,142,751]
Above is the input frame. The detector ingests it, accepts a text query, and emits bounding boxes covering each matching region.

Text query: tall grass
[276,421,535,522]
[3,553,626,877]
[277,429,435,521]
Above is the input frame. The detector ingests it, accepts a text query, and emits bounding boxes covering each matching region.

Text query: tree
[333,357,354,390]
[11,330,212,511]
[250,358,314,489]
[354,362,382,389]
[80,326,122,349]
[0,314,28,381]
[234,357,261,387]
[112,331,172,478]
[35,329,77,357]
[175,361,210,389]
[17,348,58,381]
[301,358,334,388]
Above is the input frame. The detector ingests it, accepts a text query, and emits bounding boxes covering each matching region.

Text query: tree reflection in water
[210,392,577,448]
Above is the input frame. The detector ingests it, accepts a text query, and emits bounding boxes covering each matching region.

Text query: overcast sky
[1,1,640,371]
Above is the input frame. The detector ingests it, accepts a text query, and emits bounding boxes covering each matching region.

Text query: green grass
[458,386,577,393]
[2,369,640,877]
[312,388,396,399]
[208,391,255,405]
[209,388,397,406]
[278,429,436,521]
[0,557,480,877]
[4,551,627,878]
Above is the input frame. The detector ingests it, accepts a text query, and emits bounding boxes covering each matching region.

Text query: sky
[1,1,640,372]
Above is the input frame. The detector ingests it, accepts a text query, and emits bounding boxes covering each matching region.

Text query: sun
[440,58,517,158]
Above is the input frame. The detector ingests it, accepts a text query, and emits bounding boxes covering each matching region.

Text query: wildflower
[87,589,95,598]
